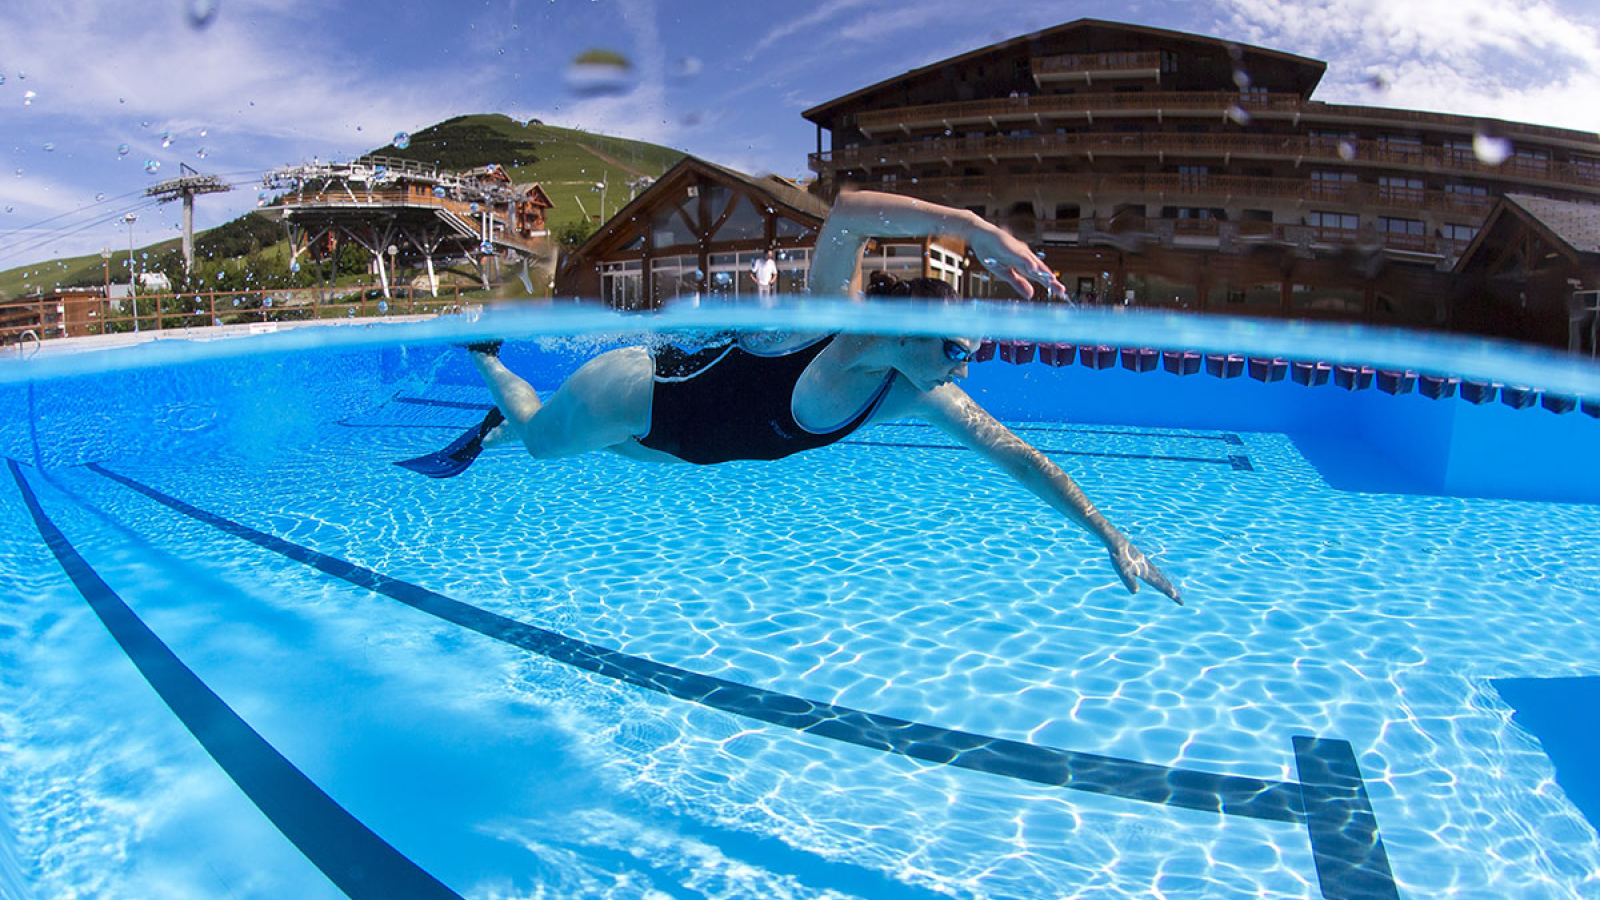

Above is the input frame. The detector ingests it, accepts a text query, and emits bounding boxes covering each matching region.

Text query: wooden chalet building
[558,157,830,307]
[801,19,1600,331]
[1452,195,1600,352]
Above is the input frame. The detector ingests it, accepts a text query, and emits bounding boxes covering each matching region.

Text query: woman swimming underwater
[400,190,1181,603]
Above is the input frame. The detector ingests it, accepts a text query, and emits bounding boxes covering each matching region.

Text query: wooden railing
[815,130,1600,191]
[851,90,1595,147]
[871,172,1497,217]
[0,284,500,344]
[1030,215,1471,257]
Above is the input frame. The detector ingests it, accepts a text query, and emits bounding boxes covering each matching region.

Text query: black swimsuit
[637,335,895,465]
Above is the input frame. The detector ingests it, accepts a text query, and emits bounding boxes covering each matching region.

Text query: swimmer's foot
[458,339,503,357]
[394,408,506,478]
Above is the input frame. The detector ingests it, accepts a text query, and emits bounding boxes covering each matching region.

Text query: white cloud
[1212,0,1600,133]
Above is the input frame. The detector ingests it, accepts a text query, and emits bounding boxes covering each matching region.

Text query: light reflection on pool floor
[2,385,1599,899]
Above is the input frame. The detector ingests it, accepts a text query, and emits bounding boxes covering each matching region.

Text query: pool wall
[962,358,1600,505]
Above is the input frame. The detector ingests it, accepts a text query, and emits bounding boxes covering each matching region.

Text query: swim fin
[394,408,506,478]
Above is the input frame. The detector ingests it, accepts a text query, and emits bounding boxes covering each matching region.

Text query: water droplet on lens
[479,241,494,254]
[3,206,12,214]
[432,186,445,198]
[1225,104,1250,125]
[22,90,37,105]
[144,160,161,174]
[95,192,105,201]
[117,143,130,156]
[470,202,480,212]
[0,75,5,86]
[42,142,54,152]
[196,147,208,158]
[1337,140,1357,161]
[290,261,300,273]
[1473,132,1512,165]
[232,298,239,306]
[564,47,635,97]
[186,0,218,29]
[378,300,389,313]
[393,131,411,149]
[199,129,207,137]
[263,297,272,308]
[670,57,702,80]
[161,132,173,148]
[1232,69,1251,90]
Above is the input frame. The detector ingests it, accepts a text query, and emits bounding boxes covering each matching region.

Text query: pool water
[2,307,1599,900]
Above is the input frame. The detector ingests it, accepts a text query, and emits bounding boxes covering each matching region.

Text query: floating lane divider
[87,462,1397,900]
[6,460,464,900]
[987,341,1600,418]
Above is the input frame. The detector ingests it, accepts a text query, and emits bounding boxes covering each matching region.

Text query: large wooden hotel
[564,19,1599,350]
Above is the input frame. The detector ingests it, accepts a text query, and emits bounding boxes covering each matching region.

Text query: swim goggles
[943,339,978,363]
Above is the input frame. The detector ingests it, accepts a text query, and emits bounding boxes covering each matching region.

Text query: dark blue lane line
[89,463,1304,825]
[876,421,1246,445]
[842,440,1246,468]
[394,396,497,411]
[8,460,463,900]
[1294,738,1401,900]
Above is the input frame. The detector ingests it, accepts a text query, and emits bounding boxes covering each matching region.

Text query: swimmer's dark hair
[865,271,958,300]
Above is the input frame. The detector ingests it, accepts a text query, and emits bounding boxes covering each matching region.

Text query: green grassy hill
[0,114,686,300]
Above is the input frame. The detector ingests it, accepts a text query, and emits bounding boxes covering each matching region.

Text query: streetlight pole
[124,213,139,332]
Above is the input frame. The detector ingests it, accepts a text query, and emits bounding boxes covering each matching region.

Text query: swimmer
[401,190,1180,603]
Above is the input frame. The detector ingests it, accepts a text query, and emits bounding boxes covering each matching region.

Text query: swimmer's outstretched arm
[910,383,1182,604]
[811,190,1066,300]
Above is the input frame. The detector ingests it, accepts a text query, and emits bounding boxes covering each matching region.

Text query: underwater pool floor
[3,384,1600,900]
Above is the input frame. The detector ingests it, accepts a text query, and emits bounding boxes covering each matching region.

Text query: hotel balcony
[854,172,1496,219]
[1028,214,1472,260]
[848,91,1597,151]
[812,132,1600,195]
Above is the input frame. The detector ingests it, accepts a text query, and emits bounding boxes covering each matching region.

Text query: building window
[1312,170,1357,181]
[1444,183,1488,195]
[602,259,643,309]
[1378,176,1423,203]
[1160,51,1178,73]
[1308,211,1359,230]
[650,255,699,304]
[1573,154,1600,179]
[1379,216,1425,235]
[1441,223,1479,242]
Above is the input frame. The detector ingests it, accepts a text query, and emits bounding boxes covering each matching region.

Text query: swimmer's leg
[473,345,654,459]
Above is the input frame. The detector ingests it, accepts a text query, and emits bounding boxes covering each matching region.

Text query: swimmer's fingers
[998,266,1036,300]
[1109,542,1183,606]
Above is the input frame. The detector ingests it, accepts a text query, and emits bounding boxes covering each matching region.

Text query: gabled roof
[1455,194,1600,275]
[1505,194,1600,256]
[803,18,1327,125]
[569,155,831,262]
[515,183,554,208]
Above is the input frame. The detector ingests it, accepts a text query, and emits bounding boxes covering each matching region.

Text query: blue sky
[1,0,1597,271]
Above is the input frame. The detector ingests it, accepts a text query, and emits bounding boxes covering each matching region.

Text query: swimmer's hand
[1107,537,1182,605]
[962,217,1069,301]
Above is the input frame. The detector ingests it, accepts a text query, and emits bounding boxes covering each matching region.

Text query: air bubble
[263,297,273,308]
[432,186,446,198]
[378,300,389,313]
[470,202,480,212]
[1232,69,1251,90]
[670,57,702,80]
[393,131,411,149]
[196,147,208,159]
[186,0,218,29]
[22,90,36,106]
[290,262,300,273]
[479,241,494,254]
[1473,133,1512,166]
[161,132,173,148]
[117,143,130,156]
[144,160,161,174]
[42,142,54,151]
[3,206,11,214]
[1225,105,1251,125]
[1337,140,1357,161]
[0,75,5,86]
[95,192,105,201]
